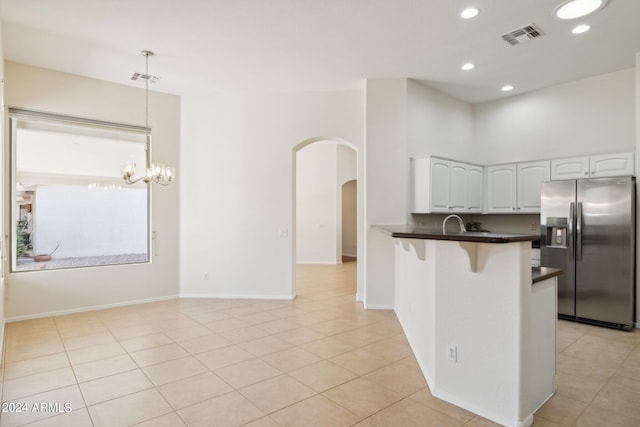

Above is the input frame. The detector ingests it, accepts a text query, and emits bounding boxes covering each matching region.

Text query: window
[10,108,150,272]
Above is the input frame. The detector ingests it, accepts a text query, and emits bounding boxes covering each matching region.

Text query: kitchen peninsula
[374,225,561,427]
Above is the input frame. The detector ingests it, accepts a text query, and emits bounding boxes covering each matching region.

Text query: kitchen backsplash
[411,213,541,235]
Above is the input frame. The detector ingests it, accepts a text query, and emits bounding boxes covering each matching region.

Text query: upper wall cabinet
[589,152,634,178]
[486,160,550,213]
[411,157,483,214]
[517,161,551,213]
[550,156,589,180]
[485,164,517,213]
[551,152,634,180]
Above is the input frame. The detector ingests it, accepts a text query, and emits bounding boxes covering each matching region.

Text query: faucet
[442,214,466,234]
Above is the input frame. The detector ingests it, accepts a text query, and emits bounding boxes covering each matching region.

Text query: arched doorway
[292,137,359,300]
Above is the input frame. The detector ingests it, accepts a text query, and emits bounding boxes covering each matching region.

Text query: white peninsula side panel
[393,238,556,427]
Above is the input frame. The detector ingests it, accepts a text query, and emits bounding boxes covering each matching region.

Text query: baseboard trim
[295,262,339,265]
[5,295,179,323]
[431,387,533,427]
[179,293,295,301]
[364,304,394,310]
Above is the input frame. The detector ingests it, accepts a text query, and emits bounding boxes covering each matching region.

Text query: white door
[449,162,467,211]
[589,152,634,178]
[517,161,550,213]
[550,156,589,180]
[466,165,483,213]
[430,158,451,212]
[486,164,517,213]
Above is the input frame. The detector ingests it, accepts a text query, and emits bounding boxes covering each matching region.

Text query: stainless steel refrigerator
[540,177,635,330]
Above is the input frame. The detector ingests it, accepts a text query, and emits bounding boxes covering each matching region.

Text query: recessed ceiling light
[461,63,475,71]
[501,85,514,92]
[554,0,607,20]
[572,24,591,34]
[461,7,479,19]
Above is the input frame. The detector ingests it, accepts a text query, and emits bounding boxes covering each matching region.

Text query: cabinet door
[551,156,589,180]
[589,152,634,178]
[430,158,451,212]
[486,164,517,213]
[466,165,483,213]
[449,162,468,211]
[517,160,550,213]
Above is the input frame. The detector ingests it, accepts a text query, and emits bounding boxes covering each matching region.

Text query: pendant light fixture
[122,50,175,186]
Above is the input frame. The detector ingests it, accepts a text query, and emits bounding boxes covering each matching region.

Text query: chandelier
[121,50,175,186]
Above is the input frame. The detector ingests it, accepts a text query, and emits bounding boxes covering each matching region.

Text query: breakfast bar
[373,225,562,427]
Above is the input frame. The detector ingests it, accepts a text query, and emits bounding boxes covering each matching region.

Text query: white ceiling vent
[130,72,160,83]
[501,23,544,45]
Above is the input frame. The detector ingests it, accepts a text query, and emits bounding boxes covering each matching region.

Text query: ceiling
[1,0,639,104]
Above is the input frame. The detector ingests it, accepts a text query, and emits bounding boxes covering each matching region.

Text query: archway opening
[292,138,359,301]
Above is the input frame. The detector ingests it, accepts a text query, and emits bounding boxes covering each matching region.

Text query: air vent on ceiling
[130,72,159,83]
[501,23,544,45]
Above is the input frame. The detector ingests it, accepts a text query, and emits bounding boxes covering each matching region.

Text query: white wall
[296,143,338,264]
[474,68,636,165]
[407,80,475,162]
[179,90,365,300]
[365,79,408,308]
[4,62,181,320]
[33,185,147,258]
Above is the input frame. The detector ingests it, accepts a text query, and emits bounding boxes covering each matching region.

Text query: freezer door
[576,177,635,327]
[540,180,576,317]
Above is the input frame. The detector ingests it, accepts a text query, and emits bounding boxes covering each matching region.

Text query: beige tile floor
[0,261,639,426]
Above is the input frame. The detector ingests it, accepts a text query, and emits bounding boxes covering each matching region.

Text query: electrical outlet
[446,344,457,363]
[204,272,209,280]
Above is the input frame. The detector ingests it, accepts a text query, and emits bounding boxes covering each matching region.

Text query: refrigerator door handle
[569,202,575,261]
[576,202,583,261]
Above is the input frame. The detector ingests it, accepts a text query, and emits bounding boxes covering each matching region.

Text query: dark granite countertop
[532,267,563,284]
[373,224,539,244]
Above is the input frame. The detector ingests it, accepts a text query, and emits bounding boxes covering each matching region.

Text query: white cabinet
[517,161,551,213]
[486,164,517,213]
[551,152,634,180]
[486,160,550,213]
[466,165,484,212]
[551,156,589,180]
[429,158,451,212]
[449,161,468,211]
[589,152,634,178]
[416,151,632,215]
[411,157,483,214]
